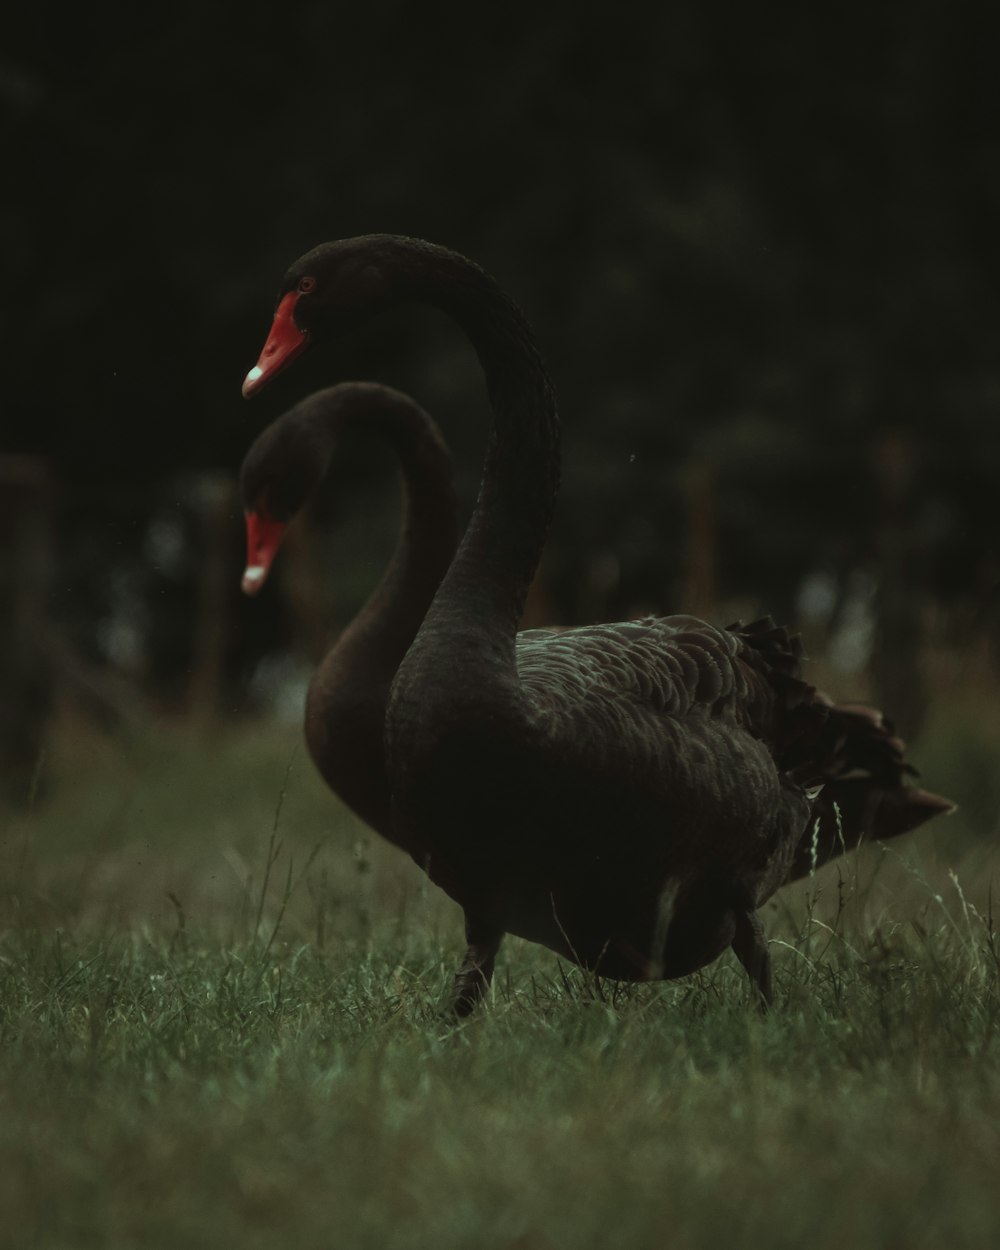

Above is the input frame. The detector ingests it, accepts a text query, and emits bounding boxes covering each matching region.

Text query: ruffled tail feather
[786,704,956,881]
[727,620,956,881]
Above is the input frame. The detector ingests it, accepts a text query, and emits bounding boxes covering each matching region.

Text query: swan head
[239,394,338,593]
[242,237,397,398]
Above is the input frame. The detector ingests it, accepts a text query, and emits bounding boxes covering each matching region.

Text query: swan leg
[450,921,502,1017]
[731,909,772,1012]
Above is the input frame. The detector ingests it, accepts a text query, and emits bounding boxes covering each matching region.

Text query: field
[2,684,999,1250]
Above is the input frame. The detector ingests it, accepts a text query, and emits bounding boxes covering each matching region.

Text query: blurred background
[1,0,998,926]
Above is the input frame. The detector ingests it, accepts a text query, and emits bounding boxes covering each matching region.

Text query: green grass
[1,708,999,1249]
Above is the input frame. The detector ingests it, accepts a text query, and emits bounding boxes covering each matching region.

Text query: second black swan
[240,381,457,845]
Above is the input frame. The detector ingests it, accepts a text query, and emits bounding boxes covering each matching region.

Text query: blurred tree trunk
[872,432,927,739]
[680,460,717,619]
[188,475,240,718]
[0,458,53,804]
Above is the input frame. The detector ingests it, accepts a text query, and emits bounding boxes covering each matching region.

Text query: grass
[1,702,999,1249]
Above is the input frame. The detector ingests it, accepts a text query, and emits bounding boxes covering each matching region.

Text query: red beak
[242,291,311,398]
[242,511,289,594]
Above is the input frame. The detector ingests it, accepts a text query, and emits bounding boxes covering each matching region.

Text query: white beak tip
[242,366,264,398]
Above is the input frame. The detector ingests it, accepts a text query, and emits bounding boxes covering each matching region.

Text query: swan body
[243,236,954,1012]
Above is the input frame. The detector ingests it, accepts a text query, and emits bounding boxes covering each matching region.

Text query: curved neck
[388,241,560,656]
[297,387,456,838]
[328,387,458,659]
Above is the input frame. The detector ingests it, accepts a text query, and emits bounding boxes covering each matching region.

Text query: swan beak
[242,291,311,397]
[242,511,289,594]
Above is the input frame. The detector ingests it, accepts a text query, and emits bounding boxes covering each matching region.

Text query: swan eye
[297,276,316,294]
[253,483,276,516]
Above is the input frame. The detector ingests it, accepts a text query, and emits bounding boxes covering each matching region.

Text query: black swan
[243,235,954,1012]
[240,382,457,842]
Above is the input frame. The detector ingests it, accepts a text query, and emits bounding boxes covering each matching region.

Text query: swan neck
[398,247,560,649]
[331,396,457,654]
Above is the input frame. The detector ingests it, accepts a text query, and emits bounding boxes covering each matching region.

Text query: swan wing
[516,615,815,774]
[512,615,823,877]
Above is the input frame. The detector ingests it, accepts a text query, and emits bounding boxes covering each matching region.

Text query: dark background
[2,0,998,784]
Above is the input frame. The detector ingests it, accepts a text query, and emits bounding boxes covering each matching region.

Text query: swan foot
[731,909,773,1012]
[450,934,502,1017]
